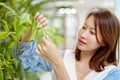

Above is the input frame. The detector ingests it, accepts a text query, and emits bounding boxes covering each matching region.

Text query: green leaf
[5,10,17,18]
[19,13,32,25]
[2,19,9,32]
[0,70,4,80]
[11,34,17,42]
[12,17,18,32]
[8,41,16,49]
[0,2,16,15]
[0,31,8,40]
[0,2,4,6]
[30,20,38,40]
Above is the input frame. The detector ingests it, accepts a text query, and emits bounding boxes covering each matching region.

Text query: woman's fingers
[36,43,47,58]
[37,44,42,53]
[36,49,41,55]
[36,36,59,63]
[34,12,48,28]
[38,19,48,28]
[36,48,46,59]
[40,43,45,51]
[38,17,47,24]
[34,12,40,20]
[37,14,44,21]
[41,36,49,46]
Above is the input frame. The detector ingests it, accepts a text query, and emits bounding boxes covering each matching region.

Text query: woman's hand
[36,36,70,80]
[34,12,48,29]
[36,35,62,65]
[21,12,48,42]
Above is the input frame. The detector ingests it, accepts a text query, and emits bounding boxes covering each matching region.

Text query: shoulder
[103,67,120,80]
[108,67,120,76]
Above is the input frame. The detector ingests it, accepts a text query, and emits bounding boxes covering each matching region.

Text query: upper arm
[15,40,52,72]
[103,68,120,80]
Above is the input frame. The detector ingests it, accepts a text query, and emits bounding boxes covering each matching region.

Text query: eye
[90,31,95,35]
[82,26,86,29]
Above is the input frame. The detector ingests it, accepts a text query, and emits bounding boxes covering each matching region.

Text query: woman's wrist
[52,56,63,67]
[21,26,32,42]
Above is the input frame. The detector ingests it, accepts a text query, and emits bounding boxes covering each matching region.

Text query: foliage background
[0,0,65,80]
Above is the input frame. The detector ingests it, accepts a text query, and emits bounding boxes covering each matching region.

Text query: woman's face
[78,15,104,52]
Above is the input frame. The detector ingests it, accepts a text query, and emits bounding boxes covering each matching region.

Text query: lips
[78,39,86,45]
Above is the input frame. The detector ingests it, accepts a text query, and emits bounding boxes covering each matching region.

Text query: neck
[80,50,96,63]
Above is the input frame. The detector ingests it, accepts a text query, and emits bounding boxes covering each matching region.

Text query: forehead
[85,15,95,29]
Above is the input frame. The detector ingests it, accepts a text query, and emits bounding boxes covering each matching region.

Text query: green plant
[0,2,64,80]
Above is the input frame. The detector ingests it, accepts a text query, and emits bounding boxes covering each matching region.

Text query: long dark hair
[75,8,120,72]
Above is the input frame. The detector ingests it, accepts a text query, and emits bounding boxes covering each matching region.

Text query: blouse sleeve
[14,40,52,72]
[14,40,65,72]
[103,68,120,80]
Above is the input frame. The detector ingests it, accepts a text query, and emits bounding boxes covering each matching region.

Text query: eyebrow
[85,23,95,30]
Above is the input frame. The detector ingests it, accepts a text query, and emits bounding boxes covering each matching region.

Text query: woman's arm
[21,26,32,42]
[53,57,70,80]
[15,40,65,72]
[36,36,70,80]
[17,40,52,72]
[15,12,51,72]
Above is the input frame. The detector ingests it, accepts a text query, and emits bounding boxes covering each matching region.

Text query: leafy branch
[0,2,64,80]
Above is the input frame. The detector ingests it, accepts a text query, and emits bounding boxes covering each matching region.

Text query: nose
[81,30,89,39]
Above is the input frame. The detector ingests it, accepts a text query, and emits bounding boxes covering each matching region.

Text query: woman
[16,8,120,80]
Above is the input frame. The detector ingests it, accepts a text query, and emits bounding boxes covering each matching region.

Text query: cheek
[87,42,101,51]
[88,37,97,44]
[88,36,101,48]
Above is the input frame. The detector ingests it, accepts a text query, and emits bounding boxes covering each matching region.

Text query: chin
[77,44,90,51]
[77,44,84,50]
